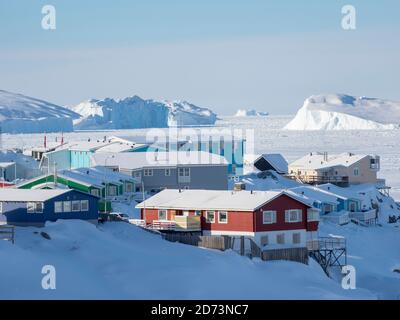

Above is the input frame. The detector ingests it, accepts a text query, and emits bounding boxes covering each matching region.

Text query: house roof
[289,152,371,170]
[136,189,312,211]
[288,185,340,204]
[254,154,288,174]
[0,189,70,202]
[317,183,361,201]
[91,151,228,170]
[0,162,16,169]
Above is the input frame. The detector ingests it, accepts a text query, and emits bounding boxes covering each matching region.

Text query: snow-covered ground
[0,220,374,299]
[284,94,400,130]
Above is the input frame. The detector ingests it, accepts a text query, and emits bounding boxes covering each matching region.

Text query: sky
[0,0,400,115]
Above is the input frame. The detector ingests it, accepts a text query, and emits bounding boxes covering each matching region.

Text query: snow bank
[284,94,400,130]
[234,109,269,117]
[71,96,217,130]
[0,90,79,133]
[0,220,373,299]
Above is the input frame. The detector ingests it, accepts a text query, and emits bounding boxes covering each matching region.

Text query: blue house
[0,189,99,227]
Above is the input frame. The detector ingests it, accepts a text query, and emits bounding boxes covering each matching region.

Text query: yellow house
[288,152,381,186]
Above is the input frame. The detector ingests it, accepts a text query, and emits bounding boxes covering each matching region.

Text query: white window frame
[81,200,89,212]
[144,169,153,177]
[63,201,71,212]
[353,167,359,176]
[91,189,100,197]
[72,201,81,212]
[158,209,167,220]
[27,202,35,213]
[218,211,228,224]
[35,202,44,213]
[307,210,319,222]
[263,210,277,224]
[285,209,302,223]
[178,167,190,177]
[54,201,63,213]
[206,211,215,223]
[165,169,171,176]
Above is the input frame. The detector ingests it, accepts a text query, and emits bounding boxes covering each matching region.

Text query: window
[165,169,171,176]
[178,167,190,177]
[81,200,89,212]
[158,209,167,220]
[0,202,2,214]
[285,209,302,223]
[27,202,35,213]
[194,210,202,216]
[72,201,81,212]
[54,201,63,213]
[206,211,215,223]
[353,167,359,176]
[307,210,319,222]
[91,189,100,197]
[108,185,117,196]
[292,233,301,244]
[63,201,71,212]
[218,211,228,223]
[125,183,133,193]
[144,169,153,177]
[263,211,277,224]
[277,233,285,244]
[260,235,269,247]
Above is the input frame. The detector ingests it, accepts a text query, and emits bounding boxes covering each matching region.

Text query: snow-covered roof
[91,151,228,170]
[254,154,288,174]
[136,189,311,211]
[0,162,16,169]
[289,152,370,170]
[288,185,340,204]
[317,183,361,201]
[0,189,70,202]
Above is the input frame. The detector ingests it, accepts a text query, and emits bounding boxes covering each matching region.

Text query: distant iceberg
[284,94,400,130]
[234,109,269,117]
[71,96,217,129]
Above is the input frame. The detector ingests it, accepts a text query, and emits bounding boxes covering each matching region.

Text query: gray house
[91,151,228,192]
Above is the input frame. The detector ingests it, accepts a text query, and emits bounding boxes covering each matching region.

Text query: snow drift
[71,96,217,130]
[234,109,269,117]
[0,90,79,133]
[284,94,400,130]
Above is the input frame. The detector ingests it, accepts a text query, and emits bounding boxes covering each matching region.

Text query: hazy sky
[1,0,400,115]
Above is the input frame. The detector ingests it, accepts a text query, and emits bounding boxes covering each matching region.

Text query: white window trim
[218,211,228,224]
[307,210,319,222]
[27,202,35,213]
[144,169,153,177]
[178,167,190,177]
[81,200,89,212]
[285,209,302,223]
[54,201,63,213]
[63,201,71,213]
[353,167,360,176]
[91,189,100,197]
[72,201,81,212]
[158,209,167,220]
[263,210,277,224]
[206,211,215,223]
[165,169,171,176]
[108,185,117,196]
[35,202,44,213]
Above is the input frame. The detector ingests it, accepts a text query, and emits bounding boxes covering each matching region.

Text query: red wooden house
[136,189,319,249]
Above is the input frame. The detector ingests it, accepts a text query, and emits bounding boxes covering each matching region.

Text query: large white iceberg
[71,95,217,129]
[0,90,79,133]
[284,94,400,130]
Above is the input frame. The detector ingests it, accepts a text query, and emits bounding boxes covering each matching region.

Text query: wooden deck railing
[307,237,346,251]
[0,225,15,244]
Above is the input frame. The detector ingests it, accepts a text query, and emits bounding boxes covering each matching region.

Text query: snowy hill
[234,109,269,117]
[0,90,79,133]
[284,94,400,130]
[71,96,217,130]
[0,220,373,299]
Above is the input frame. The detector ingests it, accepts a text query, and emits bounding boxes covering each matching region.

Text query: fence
[261,247,309,264]
[162,233,232,251]
[0,225,15,244]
